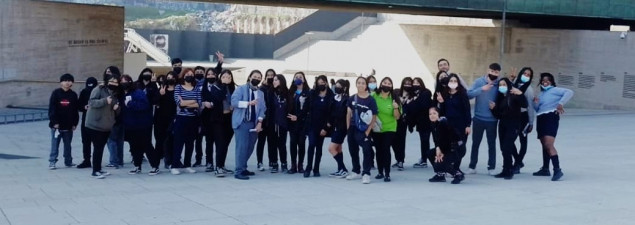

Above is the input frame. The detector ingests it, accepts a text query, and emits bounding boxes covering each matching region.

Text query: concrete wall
[0,0,124,107]
[400,25,635,110]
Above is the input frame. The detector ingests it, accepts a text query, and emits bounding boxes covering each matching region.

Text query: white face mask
[448,82,458,89]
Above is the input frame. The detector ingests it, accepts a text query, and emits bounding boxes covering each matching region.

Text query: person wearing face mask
[135,68,160,165]
[191,66,207,167]
[367,75,378,93]
[304,75,333,178]
[155,72,177,169]
[254,69,277,172]
[432,71,449,110]
[404,78,432,168]
[466,63,502,175]
[427,107,464,184]
[76,77,98,169]
[390,77,413,171]
[202,69,236,176]
[488,78,527,179]
[266,74,291,173]
[286,72,310,174]
[371,77,400,182]
[231,70,267,180]
[105,70,126,169]
[120,75,160,176]
[437,74,470,178]
[327,79,351,178]
[171,58,183,78]
[510,67,536,174]
[532,73,573,181]
[85,69,122,179]
[170,68,202,175]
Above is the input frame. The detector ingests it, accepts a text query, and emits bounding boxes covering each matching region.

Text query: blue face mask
[498,86,508,94]
[295,90,302,95]
[520,76,530,83]
[541,85,553,91]
[294,78,303,86]
[368,83,377,91]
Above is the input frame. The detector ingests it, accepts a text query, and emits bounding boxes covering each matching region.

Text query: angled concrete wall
[0,0,124,107]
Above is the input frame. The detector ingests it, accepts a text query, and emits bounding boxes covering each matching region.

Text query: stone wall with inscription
[401,25,635,110]
[0,0,124,107]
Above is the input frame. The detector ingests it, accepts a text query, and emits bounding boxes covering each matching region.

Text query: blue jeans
[469,118,498,170]
[107,123,124,166]
[49,128,73,165]
[234,121,258,175]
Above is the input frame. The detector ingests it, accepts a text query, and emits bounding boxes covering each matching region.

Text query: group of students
[47,56,573,183]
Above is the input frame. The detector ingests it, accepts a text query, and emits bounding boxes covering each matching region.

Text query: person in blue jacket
[304,75,333,178]
[120,75,160,176]
[532,73,573,181]
[287,72,310,174]
[231,70,267,180]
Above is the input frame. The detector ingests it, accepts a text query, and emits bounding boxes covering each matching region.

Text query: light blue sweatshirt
[534,86,574,115]
[468,75,498,122]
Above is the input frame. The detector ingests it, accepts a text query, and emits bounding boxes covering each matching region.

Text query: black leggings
[126,127,158,169]
[270,125,288,165]
[204,115,233,168]
[499,122,520,171]
[391,120,407,163]
[512,111,529,165]
[89,128,110,173]
[374,132,395,177]
[427,148,459,175]
[348,129,374,175]
[256,124,275,165]
[306,131,325,172]
[418,129,431,163]
[289,125,306,168]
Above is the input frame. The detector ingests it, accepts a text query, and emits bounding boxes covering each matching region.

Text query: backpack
[354,94,382,132]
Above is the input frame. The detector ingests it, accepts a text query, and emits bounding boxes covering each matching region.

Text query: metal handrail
[0,112,49,125]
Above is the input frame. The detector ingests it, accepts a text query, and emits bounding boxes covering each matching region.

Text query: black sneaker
[271,164,279,173]
[280,163,288,173]
[512,165,521,174]
[215,167,226,177]
[429,174,446,182]
[303,171,311,178]
[287,168,297,174]
[451,174,464,184]
[193,161,202,167]
[220,167,234,174]
[551,168,563,181]
[494,170,508,178]
[384,176,391,182]
[313,171,321,177]
[234,174,249,180]
[329,171,341,177]
[375,174,384,179]
[205,163,214,172]
[76,161,91,169]
[298,164,305,173]
[533,168,551,176]
[91,172,105,179]
[148,168,160,176]
[129,167,141,175]
[241,170,255,176]
[397,162,405,171]
[391,162,399,168]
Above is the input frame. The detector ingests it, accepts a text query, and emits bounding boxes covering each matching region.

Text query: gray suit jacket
[231,84,266,129]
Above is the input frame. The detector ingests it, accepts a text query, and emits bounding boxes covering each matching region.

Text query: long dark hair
[219,69,236,93]
[435,70,449,94]
[289,71,310,95]
[264,68,276,86]
[246,70,263,83]
[273,74,289,96]
[313,75,329,91]
[398,77,413,96]
[335,79,350,97]
[443,73,467,97]
[495,77,514,102]
[137,68,153,82]
[412,77,429,93]
[514,67,534,92]
[103,66,121,84]
[120,74,135,93]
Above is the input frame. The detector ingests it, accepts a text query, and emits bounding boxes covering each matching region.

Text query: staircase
[124,28,171,66]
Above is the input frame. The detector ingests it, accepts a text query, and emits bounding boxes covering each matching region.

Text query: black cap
[60,73,74,82]
[86,77,98,88]
[489,63,501,71]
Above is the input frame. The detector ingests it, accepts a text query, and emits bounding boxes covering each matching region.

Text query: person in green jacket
[371,77,401,182]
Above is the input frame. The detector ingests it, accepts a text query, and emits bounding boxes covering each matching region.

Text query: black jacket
[48,88,79,130]
[307,89,334,134]
[288,89,310,132]
[78,86,96,127]
[201,81,231,124]
[402,89,432,132]
[329,94,348,133]
[431,117,460,154]
[491,93,528,125]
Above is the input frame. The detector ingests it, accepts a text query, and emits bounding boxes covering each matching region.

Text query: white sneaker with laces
[346,172,361,180]
[362,174,371,184]
[184,167,197,173]
[170,168,181,175]
[488,169,496,176]
[467,168,477,174]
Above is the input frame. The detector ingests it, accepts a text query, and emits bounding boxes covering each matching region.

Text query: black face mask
[412,85,421,93]
[380,85,392,93]
[166,79,176,86]
[250,79,261,87]
[107,84,118,90]
[121,82,132,91]
[141,74,151,82]
[440,77,449,87]
[267,78,274,85]
[403,86,413,93]
[173,67,182,75]
[488,74,498,81]
[317,84,327,92]
[207,77,217,84]
[195,73,205,81]
[334,87,344,94]
[184,76,195,84]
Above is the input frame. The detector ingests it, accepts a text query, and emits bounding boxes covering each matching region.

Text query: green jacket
[85,85,120,132]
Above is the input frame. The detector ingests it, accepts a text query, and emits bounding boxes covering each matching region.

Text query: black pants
[391,120,407,163]
[512,111,529,166]
[348,129,374,175]
[499,121,520,171]
[163,123,175,167]
[427,148,458,175]
[126,127,158,169]
[81,125,92,162]
[374,132,395,177]
[89,128,110,173]
[270,125,288,165]
[194,124,204,164]
[173,115,199,168]
[154,118,171,162]
[256,124,275,165]
[418,129,431,163]
[204,116,233,168]
[306,130,325,172]
[289,125,306,168]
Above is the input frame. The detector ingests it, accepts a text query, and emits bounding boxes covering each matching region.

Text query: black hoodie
[78,77,98,127]
[49,88,79,130]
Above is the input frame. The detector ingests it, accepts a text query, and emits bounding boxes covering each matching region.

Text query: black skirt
[536,111,559,139]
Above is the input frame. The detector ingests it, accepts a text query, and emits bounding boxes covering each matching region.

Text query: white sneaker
[346,172,360,180]
[467,168,477,174]
[488,169,496,176]
[362,174,371,184]
[184,167,197,173]
[170,168,181,175]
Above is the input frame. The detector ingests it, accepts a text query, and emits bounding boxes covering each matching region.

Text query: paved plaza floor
[0,109,633,225]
